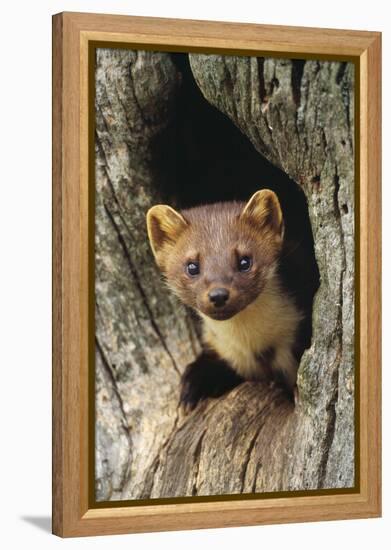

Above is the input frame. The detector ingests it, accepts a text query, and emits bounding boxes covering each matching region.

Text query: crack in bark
[317,168,346,487]
[192,428,207,496]
[95,134,111,176]
[336,62,347,85]
[140,412,180,498]
[291,60,305,107]
[114,76,136,137]
[239,399,277,492]
[104,203,181,377]
[128,61,149,129]
[341,69,354,152]
[96,103,113,149]
[240,422,265,492]
[257,57,268,105]
[139,455,161,499]
[95,336,132,442]
[222,60,238,121]
[317,354,340,488]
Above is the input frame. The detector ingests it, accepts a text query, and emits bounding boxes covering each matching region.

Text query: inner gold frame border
[52,11,381,537]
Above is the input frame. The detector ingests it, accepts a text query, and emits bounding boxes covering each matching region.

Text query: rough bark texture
[95,49,355,501]
[95,49,201,501]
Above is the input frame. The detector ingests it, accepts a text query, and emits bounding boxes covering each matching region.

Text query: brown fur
[147,190,302,389]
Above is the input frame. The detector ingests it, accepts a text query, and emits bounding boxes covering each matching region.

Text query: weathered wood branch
[95,49,355,500]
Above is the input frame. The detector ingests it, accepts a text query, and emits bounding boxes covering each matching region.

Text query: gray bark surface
[94,49,201,501]
[95,49,355,500]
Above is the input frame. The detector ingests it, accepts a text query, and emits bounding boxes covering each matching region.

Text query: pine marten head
[146,190,284,321]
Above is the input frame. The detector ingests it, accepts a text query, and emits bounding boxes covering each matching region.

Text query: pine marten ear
[241,189,284,238]
[146,205,188,260]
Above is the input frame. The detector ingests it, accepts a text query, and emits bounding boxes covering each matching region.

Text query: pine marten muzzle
[147,189,308,411]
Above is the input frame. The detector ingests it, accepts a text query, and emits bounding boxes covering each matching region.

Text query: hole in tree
[150,53,320,361]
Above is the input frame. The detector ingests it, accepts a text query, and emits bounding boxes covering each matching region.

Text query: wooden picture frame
[52,11,381,537]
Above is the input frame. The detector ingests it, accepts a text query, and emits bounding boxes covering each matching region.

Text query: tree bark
[95,49,201,501]
[95,49,355,500]
[189,55,355,490]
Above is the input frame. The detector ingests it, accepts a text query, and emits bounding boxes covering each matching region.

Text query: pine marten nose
[208,288,229,307]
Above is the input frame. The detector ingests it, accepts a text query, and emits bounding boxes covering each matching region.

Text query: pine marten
[146,189,314,411]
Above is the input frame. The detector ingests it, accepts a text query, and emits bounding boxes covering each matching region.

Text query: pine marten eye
[186,261,200,277]
[238,256,252,272]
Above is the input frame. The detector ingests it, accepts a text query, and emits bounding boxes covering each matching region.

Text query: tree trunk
[95,49,355,501]
[94,49,201,501]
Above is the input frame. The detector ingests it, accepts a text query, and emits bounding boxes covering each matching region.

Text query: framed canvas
[52,12,381,537]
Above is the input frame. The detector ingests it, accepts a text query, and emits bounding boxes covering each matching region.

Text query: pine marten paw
[179,353,244,413]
